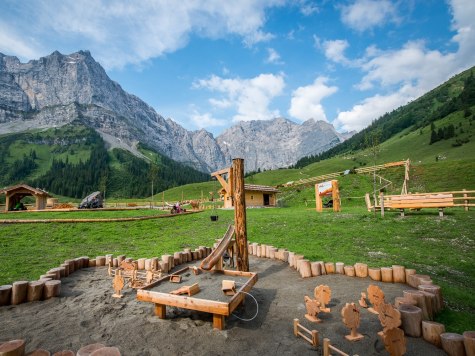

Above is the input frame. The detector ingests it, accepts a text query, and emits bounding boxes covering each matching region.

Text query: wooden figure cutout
[192,266,200,275]
[383,327,406,356]
[314,285,331,312]
[112,270,125,298]
[367,284,385,314]
[146,270,154,285]
[304,296,322,323]
[378,302,401,332]
[359,292,368,308]
[341,303,364,341]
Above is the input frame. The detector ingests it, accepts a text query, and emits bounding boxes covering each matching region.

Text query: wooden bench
[389,194,454,217]
[365,193,392,212]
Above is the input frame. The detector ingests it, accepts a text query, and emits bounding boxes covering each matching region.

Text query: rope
[230,286,259,322]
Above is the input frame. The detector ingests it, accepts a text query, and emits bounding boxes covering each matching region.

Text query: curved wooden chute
[200,225,235,271]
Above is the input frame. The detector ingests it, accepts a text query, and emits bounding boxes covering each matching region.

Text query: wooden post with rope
[233,158,249,272]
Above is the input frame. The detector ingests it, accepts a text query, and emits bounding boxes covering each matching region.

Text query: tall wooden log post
[233,158,249,272]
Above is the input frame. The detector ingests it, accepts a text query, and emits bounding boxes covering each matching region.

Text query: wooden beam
[232,158,249,272]
[211,167,231,177]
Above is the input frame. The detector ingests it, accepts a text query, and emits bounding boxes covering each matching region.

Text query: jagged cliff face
[0,50,348,173]
[217,118,342,172]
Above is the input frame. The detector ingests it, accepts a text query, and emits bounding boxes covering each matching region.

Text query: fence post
[463,189,469,211]
[380,192,385,218]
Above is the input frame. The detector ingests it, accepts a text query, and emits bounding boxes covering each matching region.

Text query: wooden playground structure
[136,158,256,330]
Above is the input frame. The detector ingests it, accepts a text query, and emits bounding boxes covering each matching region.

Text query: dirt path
[0,257,445,355]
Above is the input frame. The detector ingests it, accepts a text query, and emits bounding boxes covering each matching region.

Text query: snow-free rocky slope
[0,50,348,172]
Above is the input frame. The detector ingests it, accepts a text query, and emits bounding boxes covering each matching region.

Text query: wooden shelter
[213,171,279,209]
[0,184,51,211]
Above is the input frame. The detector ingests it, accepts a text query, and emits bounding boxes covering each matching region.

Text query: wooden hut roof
[0,183,51,197]
[244,184,279,193]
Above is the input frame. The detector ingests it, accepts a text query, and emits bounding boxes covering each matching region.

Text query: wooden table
[137,267,258,330]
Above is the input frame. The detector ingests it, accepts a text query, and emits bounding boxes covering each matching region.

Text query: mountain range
[0,50,351,173]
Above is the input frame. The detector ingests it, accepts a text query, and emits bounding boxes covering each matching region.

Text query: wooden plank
[139,266,189,289]
[213,314,225,330]
[137,289,230,315]
[228,272,258,312]
[154,303,166,318]
[210,167,231,177]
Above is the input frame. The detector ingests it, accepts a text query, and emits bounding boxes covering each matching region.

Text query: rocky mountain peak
[0,50,348,173]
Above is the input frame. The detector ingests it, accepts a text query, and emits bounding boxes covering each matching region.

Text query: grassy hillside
[0,122,210,199]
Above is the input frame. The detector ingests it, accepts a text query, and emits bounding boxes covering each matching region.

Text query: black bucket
[210,215,219,221]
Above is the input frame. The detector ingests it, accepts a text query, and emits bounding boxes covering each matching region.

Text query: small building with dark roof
[220,184,279,208]
[0,184,51,211]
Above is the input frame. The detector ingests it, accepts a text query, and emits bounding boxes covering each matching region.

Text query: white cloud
[0,0,284,69]
[295,0,320,16]
[334,91,412,132]
[191,111,226,128]
[266,48,283,64]
[288,77,338,122]
[340,0,397,32]
[332,0,475,132]
[322,39,350,64]
[194,73,285,122]
[0,23,42,60]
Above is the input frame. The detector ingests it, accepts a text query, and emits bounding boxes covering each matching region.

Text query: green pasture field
[0,208,169,220]
[0,206,473,333]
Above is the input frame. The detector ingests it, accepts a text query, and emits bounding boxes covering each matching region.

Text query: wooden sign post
[233,158,249,272]
[315,180,341,212]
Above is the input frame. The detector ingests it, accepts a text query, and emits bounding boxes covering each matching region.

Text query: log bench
[389,193,454,217]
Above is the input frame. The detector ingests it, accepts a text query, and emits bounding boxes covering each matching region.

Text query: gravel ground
[0,256,446,355]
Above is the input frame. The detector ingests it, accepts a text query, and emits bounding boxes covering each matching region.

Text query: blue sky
[1,1,474,136]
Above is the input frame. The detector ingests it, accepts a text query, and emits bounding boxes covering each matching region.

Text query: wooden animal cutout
[304,296,322,323]
[383,327,406,356]
[112,270,125,298]
[359,292,368,308]
[314,285,331,312]
[367,284,385,314]
[378,303,402,332]
[341,303,364,341]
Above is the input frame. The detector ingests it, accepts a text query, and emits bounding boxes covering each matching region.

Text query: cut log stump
[464,331,475,356]
[324,262,335,274]
[422,321,445,348]
[368,268,381,281]
[392,265,406,283]
[11,281,28,305]
[299,260,312,278]
[418,284,443,312]
[90,347,121,356]
[76,343,106,356]
[311,262,321,276]
[27,281,44,302]
[0,339,26,356]
[0,285,12,306]
[335,262,344,274]
[354,263,368,278]
[344,265,355,277]
[43,280,61,299]
[381,267,393,283]
[441,333,466,356]
[398,304,422,337]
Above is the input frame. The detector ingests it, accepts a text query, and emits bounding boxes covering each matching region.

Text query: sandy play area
[0,257,446,355]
